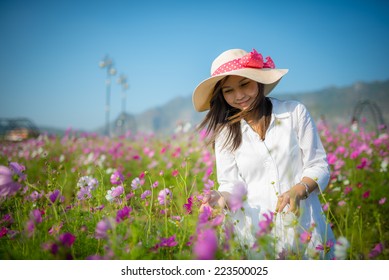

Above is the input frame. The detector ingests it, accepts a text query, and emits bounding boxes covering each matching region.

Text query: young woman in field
[193,48,335,259]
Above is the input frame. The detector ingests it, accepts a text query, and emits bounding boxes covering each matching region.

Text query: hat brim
[192,68,289,112]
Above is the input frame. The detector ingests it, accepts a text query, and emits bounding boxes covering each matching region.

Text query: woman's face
[221,75,259,111]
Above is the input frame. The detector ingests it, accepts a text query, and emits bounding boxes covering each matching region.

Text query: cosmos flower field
[0,121,388,260]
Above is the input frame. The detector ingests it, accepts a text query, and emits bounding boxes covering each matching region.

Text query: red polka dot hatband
[192,49,288,112]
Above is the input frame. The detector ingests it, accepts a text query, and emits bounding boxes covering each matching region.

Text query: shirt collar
[240,98,290,132]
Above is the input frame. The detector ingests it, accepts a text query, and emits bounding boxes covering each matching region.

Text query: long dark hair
[197,77,272,151]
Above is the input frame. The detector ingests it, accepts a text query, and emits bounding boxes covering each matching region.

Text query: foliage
[0,122,388,260]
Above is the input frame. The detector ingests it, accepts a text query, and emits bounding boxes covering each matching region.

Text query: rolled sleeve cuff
[302,166,330,194]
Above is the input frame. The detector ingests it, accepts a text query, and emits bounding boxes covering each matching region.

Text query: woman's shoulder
[269,97,306,114]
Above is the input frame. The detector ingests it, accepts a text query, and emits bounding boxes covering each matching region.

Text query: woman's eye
[240,82,249,87]
[223,89,232,94]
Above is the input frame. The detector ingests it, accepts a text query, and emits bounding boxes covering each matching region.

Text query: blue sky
[1,0,388,131]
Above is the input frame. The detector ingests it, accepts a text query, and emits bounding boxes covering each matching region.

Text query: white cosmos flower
[380,159,388,172]
[282,212,298,228]
[105,188,114,202]
[334,236,350,260]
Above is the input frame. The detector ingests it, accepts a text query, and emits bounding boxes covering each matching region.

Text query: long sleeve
[296,103,330,192]
[214,129,242,194]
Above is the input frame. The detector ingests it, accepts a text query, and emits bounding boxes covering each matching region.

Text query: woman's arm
[200,129,241,212]
[276,103,330,214]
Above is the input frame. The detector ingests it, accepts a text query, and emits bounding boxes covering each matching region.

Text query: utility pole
[99,55,117,136]
[117,74,129,114]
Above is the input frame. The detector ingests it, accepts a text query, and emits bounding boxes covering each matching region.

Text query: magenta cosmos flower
[116,206,132,223]
[59,232,76,247]
[193,228,218,260]
[159,235,178,247]
[183,196,193,214]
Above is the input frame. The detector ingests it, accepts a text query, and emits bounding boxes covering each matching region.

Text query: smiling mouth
[236,99,250,105]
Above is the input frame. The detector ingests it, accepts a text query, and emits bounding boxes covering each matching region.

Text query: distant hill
[277,80,389,129]
[39,79,389,136]
[130,79,389,134]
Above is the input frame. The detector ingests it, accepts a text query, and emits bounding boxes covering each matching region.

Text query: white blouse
[215,97,335,259]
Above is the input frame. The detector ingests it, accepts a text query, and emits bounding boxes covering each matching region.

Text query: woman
[193,48,335,259]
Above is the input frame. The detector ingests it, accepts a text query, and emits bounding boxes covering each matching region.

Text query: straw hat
[192,49,288,112]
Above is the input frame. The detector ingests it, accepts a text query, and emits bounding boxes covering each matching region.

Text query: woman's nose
[235,89,245,100]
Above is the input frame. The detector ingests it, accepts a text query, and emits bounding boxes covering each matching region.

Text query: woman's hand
[200,190,229,213]
[275,184,307,215]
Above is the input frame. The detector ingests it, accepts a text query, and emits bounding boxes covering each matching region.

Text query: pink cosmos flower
[344,186,352,195]
[1,214,13,227]
[48,222,63,235]
[0,227,8,238]
[77,176,98,190]
[338,200,346,207]
[300,231,312,244]
[257,212,274,236]
[76,176,98,200]
[26,220,35,236]
[362,190,370,199]
[9,162,26,180]
[0,165,23,198]
[335,146,347,155]
[95,218,112,239]
[158,188,172,205]
[139,172,145,180]
[131,177,144,190]
[357,157,370,169]
[31,209,43,224]
[203,179,214,195]
[379,197,386,205]
[172,147,181,158]
[350,150,361,159]
[198,205,212,225]
[211,214,224,226]
[327,153,337,165]
[199,128,207,141]
[28,191,42,202]
[110,170,124,185]
[77,187,92,200]
[204,179,214,189]
[316,240,334,254]
[172,169,179,177]
[183,196,193,214]
[141,190,151,200]
[229,182,247,212]
[143,147,155,158]
[193,228,218,260]
[111,185,124,197]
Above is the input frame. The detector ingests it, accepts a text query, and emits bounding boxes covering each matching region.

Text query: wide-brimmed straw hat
[192,48,289,112]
